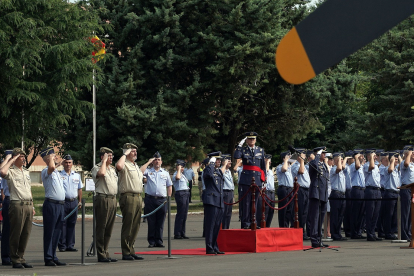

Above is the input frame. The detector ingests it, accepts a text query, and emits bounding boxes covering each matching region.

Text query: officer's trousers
[95,195,116,260]
[9,201,33,264]
[119,193,142,256]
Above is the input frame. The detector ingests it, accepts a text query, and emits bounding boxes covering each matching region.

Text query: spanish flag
[90,35,106,64]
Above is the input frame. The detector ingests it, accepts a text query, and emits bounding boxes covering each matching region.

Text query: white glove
[238,137,247,147]
[317,149,323,155]
[209,157,216,164]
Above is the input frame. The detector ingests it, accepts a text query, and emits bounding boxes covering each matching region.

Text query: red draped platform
[217,227,303,253]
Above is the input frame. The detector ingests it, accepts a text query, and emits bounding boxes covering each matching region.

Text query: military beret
[202,158,210,165]
[13,147,26,156]
[63,154,73,160]
[99,147,113,155]
[265,154,272,159]
[4,149,13,155]
[313,146,327,153]
[176,159,186,167]
[332,152,344,158]
[281,151,291,159]
[208,151,222,159]
[222,154,231,160]
[365,148,376,154]
[40,147,54,157]
[123,143,138,150]
[153,151,162,158]
[245,132,258,138]
[403,145,413,151]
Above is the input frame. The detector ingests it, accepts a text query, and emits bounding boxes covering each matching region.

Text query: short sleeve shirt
[59,170,83,199]
[223,169,234,190]
[144,168,172,197]
[276,164,293,187]
[330,166,346,193]
[91,162,118,195]
[290,162,310,188]
[173,171,190,191]
[364,163,381,188]
[117,160,143,194]
[4,165,32,201]
[41,167,65,201]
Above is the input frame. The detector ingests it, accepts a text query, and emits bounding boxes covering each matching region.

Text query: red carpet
[114,248,248,255]
[217,227,303,253]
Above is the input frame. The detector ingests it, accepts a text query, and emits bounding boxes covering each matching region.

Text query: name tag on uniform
[255,153,262,156]
[74,179,80,183]
[160,175,167,179]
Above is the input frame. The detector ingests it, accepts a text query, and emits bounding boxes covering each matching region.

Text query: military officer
[203,152,227,255]
[276,151,294,228]
[377,151,389,238]
[144,152,172,247]
[329,152,349,241]
[173,159,191,239]
[221,154,234,229]
[58,155,83,252]
[363,149,383,241]
[343,151,354,238]
[383,151,401,240]
[0,150,12,266]
[183,164,195,203]
[234,132,266,229]
[261,154,275,227]
[308,147,329,248]
[116,143,153,260]
[400,145,414,242]
[290,148,310,239]
[40,147,67,267]
[350,150,366,239]
[91,147,118,262]
[0,148,35,269]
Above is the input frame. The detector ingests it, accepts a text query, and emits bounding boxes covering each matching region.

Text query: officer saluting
[203,152,226,255]
[234,132,266,229]
[58,155,83,252]
[308,146,329,248]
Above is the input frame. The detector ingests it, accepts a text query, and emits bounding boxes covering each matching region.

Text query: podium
[399,183,414,249]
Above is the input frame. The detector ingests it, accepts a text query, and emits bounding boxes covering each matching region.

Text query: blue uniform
[291,161,310,237]
[1,179,11,264]
[276,164,294,228]
[350,162,366,238]
[222,169,234,229]
[41,167,65,263]
[173,171,190,238]
[383,165,400,239]
[261,170,275,227]
[234,145,266,228]
[58,170,83,251]
[183,168,195,203]
[363,162,382,240]
[343,164,353,237]
[202,164,224,253]
[308,154,329,247]
[144,168,172,246]
[400,162,414,240]
[329,166,346,240]
[377,164,389,237]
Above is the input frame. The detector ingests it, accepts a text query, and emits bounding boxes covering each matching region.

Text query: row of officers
[276,146,414,248]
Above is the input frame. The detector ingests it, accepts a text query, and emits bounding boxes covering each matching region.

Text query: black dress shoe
[98,258,110,263]
[110,258,118,262]
[66,248,78,252]
[45,261,57,266]
[59,248,66,252]
[174,235,183,239]
[122,255,134,261]
[216,251,225,254]
[333,237,348,241]
[131,254,144,260]
[182,235,190,239]
[303,236,311,240]
[243,226,250,229]
[351,235,366,239]
[22,263,33,268]
[54,260,67,266]
[2,261,12,265]
[367,237,377,241]
[155,244,165,248]
[311,244,321,248]
[256,226,261,229]
[148,244,154,248]
[385,236,398,240]
[320,243,329,247]
[375,236,384,241]
[206,251,217,255]
[13,263,24,269]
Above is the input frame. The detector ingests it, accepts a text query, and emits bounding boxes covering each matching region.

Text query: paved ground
[1,212,414,276]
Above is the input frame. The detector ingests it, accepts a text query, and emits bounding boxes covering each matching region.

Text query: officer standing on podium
[308,147,329,248]
[234,132,266,229]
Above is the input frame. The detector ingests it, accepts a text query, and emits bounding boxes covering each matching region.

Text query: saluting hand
[238,137,247,147]
[148,157,155,163]
[209,157,216,164]
[102,153,109,161]
[124,148,132,156]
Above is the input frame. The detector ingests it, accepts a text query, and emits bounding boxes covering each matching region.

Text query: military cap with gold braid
[207,151,222,159]
[222,154,231,160]
[40,147,54,157]
[13,147,26,156]
[100,147,113,156]
[123,143,138,150]
[245,132,258,139]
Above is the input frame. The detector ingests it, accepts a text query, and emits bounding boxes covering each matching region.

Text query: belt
[11,200,33,205]
[352,186,365,190]
[385,189,400,194]
[223,189,234,192]
[266,190,275,192]
[175,189,190,192]
[366,186,381,190]
[46,198,64,204]
[380,188,385,191]
[331,190,345,196]
[279,186,293,189]
[65,198,77,202]
[145,194,166,199]
[300,186,309,190]
[121,192,141,197]
[96,193,116,199]
[5,196,10,199]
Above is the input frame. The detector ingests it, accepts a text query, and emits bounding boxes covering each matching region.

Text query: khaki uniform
[91,162,118,260]
[4,165,33,264]
[118,160,143,256]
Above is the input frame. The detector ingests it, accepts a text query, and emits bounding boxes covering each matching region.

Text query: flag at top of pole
[90,35,105,63]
